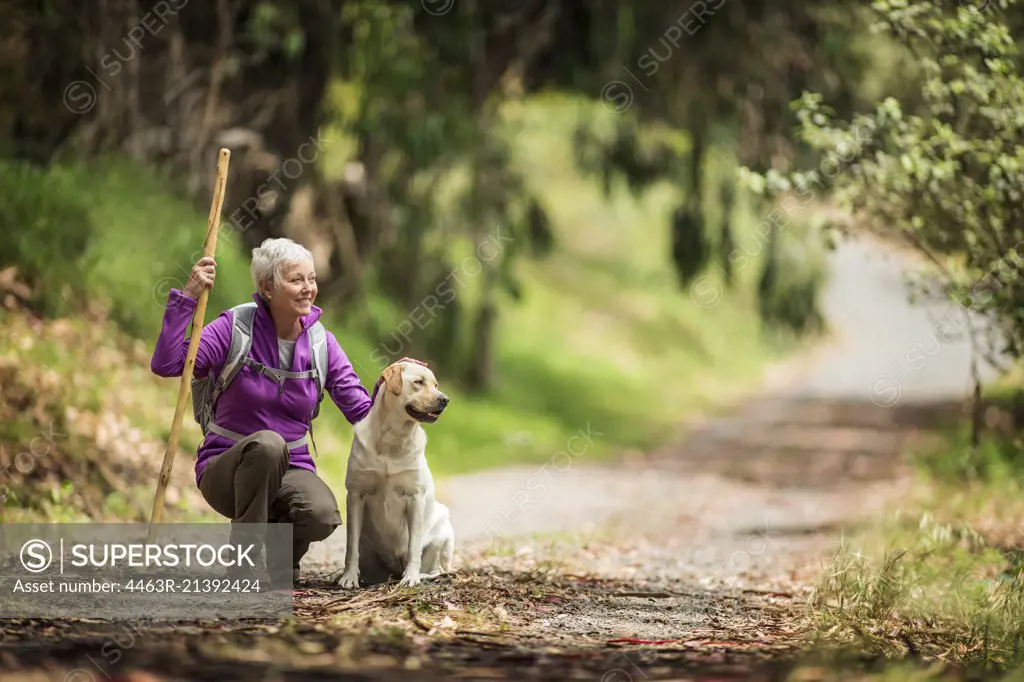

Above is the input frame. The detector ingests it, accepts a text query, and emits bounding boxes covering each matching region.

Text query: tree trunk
[189,0,235,196]
[166,10,188,162]
[965,313,985,454]
[466,277,497,392]
[1013,387,1024,433]
[757,219,780,326]
[463,149,497,392]
[322,178,364,304]
[463,0,498,393]
[971,375,983,452]
[689,116,706,212]
[124,0,142,159]
[719,180,735,286]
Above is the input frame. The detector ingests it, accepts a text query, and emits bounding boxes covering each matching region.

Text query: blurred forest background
[10,2,1024,676]
[1,0,1023,524]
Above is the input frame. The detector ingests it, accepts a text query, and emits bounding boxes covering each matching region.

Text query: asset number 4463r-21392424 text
[122,578,262,593]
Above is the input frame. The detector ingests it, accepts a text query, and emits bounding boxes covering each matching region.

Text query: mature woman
[151,237,375,588]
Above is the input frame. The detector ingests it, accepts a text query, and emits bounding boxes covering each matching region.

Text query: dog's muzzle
[405,393,449,424]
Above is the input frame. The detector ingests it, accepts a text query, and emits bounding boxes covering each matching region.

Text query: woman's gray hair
[250,237,314,293]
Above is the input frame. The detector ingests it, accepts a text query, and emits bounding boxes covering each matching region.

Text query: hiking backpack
[191,302,328,456]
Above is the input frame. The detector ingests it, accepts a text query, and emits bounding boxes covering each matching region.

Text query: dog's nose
[436,393,450,410]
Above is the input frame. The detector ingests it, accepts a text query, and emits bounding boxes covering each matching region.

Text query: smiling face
[262,260,317,318]
[381,362,449,424]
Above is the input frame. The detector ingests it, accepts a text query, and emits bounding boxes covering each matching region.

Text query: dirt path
[0,234,995,681]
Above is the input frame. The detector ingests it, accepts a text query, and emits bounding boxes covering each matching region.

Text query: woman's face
[265,260,317,318]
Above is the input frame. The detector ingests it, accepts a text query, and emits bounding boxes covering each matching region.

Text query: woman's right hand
[184,256,216,299]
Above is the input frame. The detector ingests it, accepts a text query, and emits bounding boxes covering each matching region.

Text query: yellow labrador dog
[335,360,454,588]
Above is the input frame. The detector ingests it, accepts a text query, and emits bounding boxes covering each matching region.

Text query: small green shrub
[756,217,827,336]
[913,405,1024,485]
[0,160,95,317]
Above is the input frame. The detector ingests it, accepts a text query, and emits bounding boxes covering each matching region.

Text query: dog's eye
[414,379,425,386]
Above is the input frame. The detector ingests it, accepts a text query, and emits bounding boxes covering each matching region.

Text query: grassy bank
[807,378,1024,671]
[1,96,813,521]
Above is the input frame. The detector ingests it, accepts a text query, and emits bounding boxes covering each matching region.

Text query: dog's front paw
[398,570,421,587]
[335,570,360,589]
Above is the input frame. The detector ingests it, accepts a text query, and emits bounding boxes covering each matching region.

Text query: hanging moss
[526,198,555,257]
[670,201,711,288]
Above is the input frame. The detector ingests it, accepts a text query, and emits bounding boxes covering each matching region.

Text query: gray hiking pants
[198,430,341,580]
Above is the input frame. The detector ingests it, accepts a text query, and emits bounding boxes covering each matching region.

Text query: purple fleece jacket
[150,289,373,485]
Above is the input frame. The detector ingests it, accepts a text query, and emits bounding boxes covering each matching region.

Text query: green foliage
[756,220,828,336]
[571,117,683,201]
[756,0,1024,363]
[329,2,564,388]
[0,95,789,499]
[0,160,95,317]
[0,157,254,338]
[923,432,1024,485]
[244,2,306,60]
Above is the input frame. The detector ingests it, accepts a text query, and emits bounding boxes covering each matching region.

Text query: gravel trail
[2,233,993,681]
[295,232,993,656]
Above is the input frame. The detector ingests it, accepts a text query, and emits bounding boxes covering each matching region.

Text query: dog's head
[378,361,449,424]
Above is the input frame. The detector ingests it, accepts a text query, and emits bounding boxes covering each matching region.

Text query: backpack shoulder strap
[305,321,329,459]
[308,321,328,419]
[213,302,257,401]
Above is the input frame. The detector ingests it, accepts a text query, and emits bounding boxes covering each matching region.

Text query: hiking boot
[269,564,297,591]
[226,555,267,581]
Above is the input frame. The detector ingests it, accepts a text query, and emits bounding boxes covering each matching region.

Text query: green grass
[811,514,1024,668]
[808,374,1024,670]
[2,94,804,514]
[781,661,1024,681]
[80,162,257,340]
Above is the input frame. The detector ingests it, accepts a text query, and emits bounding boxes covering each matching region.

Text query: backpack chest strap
[243,357,319,387]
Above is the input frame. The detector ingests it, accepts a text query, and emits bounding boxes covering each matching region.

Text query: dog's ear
[381,363,404,396]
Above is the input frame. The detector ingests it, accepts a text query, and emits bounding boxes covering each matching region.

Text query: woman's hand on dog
[184,256,216,299]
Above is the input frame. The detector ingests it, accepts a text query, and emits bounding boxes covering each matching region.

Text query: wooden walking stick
[147,148,231,542]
